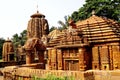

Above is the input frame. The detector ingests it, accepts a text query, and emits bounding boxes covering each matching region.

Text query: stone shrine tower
[24,11,48,68]
[27,11,49,38]
[2,38,14,62]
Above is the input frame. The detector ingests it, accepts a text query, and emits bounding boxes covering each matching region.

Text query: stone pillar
[78,47,86,71]
[109,45,113,70]
[26,50,34,64]
[92,46,101,70]
[47,49,52,70]
[57,49,63,70]
[51,49,57,70]
[112,45,120,70]
[100,46,110,70]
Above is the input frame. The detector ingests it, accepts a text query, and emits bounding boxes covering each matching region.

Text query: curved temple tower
[24,11,49,68]
[27,11,49,38]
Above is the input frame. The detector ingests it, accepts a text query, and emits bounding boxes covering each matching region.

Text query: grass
[32,74,75,80]
[0,59,3,62]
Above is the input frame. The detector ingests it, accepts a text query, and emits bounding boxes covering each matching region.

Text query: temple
[46,13,120,71]
[1,10,120,80]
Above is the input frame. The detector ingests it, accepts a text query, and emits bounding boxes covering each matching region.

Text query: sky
[0,0,85,39]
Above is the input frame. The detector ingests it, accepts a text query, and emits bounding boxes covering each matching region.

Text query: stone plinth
[20,63,45,69]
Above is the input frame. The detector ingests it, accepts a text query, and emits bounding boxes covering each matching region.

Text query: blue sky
[0,0,85,39]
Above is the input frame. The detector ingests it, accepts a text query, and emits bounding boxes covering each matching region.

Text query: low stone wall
[0,61,26,68]
[0,60,40,68]
[84,70,120,80]
[2,66,84,80]
[2,66,120,80]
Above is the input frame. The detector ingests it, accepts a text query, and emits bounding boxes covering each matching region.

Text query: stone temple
[46,13,120,71]
[2,10,120,80]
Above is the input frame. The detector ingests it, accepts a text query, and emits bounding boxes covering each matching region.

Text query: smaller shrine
[2,38,14,62]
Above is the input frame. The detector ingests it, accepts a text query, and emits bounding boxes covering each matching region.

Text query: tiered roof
[76,15,120,44]
[48,15,120,47]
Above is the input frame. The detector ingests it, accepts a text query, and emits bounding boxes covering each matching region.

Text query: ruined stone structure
[2,38,14,62]
[24,11,49,66]
[47,14,120,71]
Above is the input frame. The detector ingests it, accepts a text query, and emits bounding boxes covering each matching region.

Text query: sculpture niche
[24,11,49,68]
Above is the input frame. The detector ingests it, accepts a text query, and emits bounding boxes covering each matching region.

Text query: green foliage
[71,0,120,22]
[57,15,71,31]
[12,30,27,48]
[50,15,71,32]
[18,77,23,80]
[49,26,56,32]
[32,74,75,80]
[0,38,5,59]
[11,30,26,61]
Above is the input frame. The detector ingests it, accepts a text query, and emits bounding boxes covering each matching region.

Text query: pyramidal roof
[48,29,61,39]
[76,15,120,43]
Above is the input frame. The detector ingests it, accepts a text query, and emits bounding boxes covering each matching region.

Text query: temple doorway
[64,60,79,71]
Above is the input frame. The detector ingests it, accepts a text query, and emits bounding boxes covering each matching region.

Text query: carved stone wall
[47,44,92,71]
[78,46,91,71]
[92,42,120,70]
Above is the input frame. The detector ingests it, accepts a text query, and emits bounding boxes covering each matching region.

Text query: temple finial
[92,10,95,16]
[35,0,39,13]
[36,4,39,13]
[7,37,9,40]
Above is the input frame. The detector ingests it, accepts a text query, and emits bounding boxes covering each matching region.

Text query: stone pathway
[0,76,3,80]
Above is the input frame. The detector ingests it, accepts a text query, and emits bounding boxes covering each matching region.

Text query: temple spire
[36,4,39,13]
[92,10,95,16]
[35,0,39,13]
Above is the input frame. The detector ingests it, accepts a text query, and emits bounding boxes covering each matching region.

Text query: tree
[19,30,27,46]
[71,0,120,22]
[12,33,20,48]
[12,30,27,49]
[0,38,5,59]
[49,26,56,32]
[57,16,71,31]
